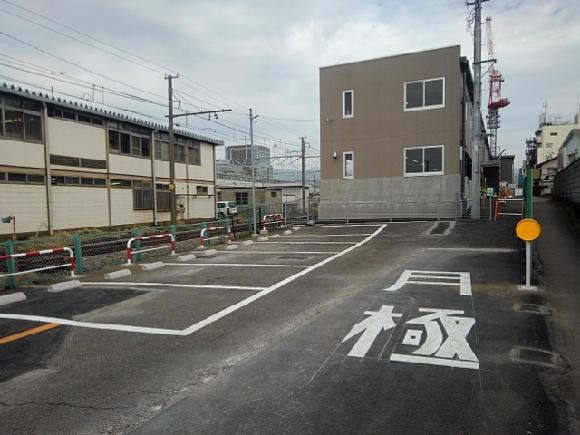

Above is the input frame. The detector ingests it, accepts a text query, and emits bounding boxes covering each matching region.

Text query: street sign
[486,187,494,197]
[168,184,175,190]
[516,218,541,241]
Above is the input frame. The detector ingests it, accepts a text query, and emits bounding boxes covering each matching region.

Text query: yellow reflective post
[516,218,541,288]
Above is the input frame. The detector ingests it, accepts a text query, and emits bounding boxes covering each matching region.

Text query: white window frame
[403,77,445,112]
[343,151,354,179]
[342,90,354,119]
[403,145,444,177]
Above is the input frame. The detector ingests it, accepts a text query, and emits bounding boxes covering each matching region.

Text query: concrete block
[225,244,239,251]
[257,236,269,242]
[226,239,235,245]
[197,249,218,258]
[260,229,269,236]
[283,230,293,236]
[251,233,259,240]
[0,292,26,306]
[104,269,132,280]
[48,280,82,293]
[140,261,165,271]
[292,226,301,231]
[271,234,280,239]
[242,240,254,246]
[177,254,196,262]
[195,245,207,251]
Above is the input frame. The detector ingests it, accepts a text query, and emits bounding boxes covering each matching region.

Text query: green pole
[524,171,533,218]
[4,240,16,289]
[131,228,143,262]
[72,235,84,274]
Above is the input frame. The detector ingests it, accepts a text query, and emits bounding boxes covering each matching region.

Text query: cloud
[0,0,579,169]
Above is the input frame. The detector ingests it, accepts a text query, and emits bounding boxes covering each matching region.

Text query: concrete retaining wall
[319,174,461,220]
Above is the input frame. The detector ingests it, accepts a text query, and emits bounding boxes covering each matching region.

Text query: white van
[217,201,237,218]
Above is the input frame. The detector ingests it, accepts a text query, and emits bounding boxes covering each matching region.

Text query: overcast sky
[1,0,579,172]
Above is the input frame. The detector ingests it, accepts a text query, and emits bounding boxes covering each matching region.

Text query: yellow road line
[0,323,59,345]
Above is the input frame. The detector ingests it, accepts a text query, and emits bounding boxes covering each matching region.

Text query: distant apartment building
[0,83,221,236]
[224,144,273,181]
[557,127,580,169]
[535,114,580,165]
[319,46,484,220]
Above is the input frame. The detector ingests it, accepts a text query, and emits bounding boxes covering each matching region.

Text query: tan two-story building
[319,45,483,220]
[0,83,222,236]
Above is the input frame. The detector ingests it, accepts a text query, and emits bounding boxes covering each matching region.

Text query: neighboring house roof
[537,156,558,168]
[0,82,223,146]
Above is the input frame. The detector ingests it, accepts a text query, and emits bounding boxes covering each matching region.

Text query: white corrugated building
[0,83,222,236]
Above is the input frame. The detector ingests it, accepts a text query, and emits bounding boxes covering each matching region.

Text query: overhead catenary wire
[0,0,319,154]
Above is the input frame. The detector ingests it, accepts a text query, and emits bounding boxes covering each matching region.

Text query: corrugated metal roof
[0,81,223,146]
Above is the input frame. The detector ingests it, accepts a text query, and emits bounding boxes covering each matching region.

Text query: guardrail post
[72,234,84,274]
[169,224,177,250]
[4,240,16,289]
[200,222,208,247]
[131,228,143,262]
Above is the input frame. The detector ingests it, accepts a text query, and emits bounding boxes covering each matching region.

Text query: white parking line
[219,251,339,255]
[425,247,517,253]
[0,225,387,335]
[163,263,308,268]
[320,224,382,228]
[83,282,265,291]
[279,234,372,238]
[256,241,357,245]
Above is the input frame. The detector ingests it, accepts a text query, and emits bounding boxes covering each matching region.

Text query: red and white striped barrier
[200,226,232,247]
[261,214,285,229]
[126,234,175,265]
[0,247,75,277]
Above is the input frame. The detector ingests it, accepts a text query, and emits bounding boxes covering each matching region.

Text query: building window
[108,121,151,158]
[197,185,209,195]
[342,90,353,118]
[235,192,248,205]
[550,132,558,136]
[271,191,277,198]
[343,151,354,179]
[1,95,43,142]
[404,145,444,176]
[404,78,445,111]
[188,143,201,165]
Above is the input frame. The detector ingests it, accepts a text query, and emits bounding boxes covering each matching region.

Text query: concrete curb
[177,254,196,262]
[197,249,218,258]
[48,280,82,293]
[225,244,238,251]
[104,269,132,280]
[140,262,165,271]
[292,226,301,231]
[0,292,26,306]
[283,230,293,236]
[257,236,269,242]
[271,234,280,239]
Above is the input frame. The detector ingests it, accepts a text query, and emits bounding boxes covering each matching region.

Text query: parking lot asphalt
[0,220,574,434]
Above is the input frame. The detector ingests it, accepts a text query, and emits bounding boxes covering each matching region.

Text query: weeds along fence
[0,213,270,290]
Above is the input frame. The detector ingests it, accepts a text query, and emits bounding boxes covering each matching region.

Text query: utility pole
[301,136,306,213]
[468,0,489,220]
[165,73,231,226]
[165,74,179,225]
[249,109,258,233]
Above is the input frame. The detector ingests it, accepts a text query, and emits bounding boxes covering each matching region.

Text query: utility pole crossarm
[169,109,232,119]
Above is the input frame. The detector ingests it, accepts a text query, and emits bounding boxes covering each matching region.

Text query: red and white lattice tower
[486,16,510,157]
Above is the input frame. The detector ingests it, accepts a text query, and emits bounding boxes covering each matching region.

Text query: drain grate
[511,346,569,369]
[513,303,552,315]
